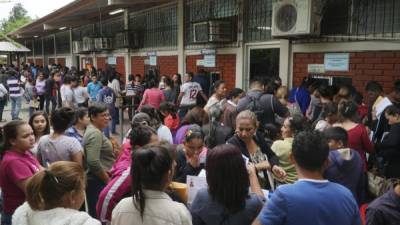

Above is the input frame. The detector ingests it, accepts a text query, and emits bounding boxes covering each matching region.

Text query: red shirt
[164,114,180,131]
[347,124,374,170]
[0,150,40,214]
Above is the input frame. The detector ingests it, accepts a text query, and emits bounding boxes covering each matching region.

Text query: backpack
[245,94,263,117]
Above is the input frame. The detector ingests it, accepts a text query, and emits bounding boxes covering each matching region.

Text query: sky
[0,0,75,21]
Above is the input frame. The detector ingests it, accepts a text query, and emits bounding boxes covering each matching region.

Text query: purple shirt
[174,124,191,144]
[0,150,40,214]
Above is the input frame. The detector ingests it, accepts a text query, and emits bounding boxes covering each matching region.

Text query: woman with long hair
[111,145,191,225]
[191,144,265,225]
[12,161,100,225]
[138,79,165,111]
[0,121,41,225]
[28,111,50,155]
[204,80,227,112]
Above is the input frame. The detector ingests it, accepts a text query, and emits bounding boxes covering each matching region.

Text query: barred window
[184,0,239,45]
[25,40,33,56]
[72,24,96,40]
[98,16,124,37]
[243,0,273,42]
[43,36,54,55]
[129,5,177,48]
[55,31,70,54]
[34,39,43,55]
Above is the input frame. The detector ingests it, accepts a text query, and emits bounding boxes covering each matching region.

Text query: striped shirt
[6,76,22,97]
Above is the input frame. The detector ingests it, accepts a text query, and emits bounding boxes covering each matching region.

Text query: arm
[248,163,264,198]
[137,90,148,111]
[84,131,110,183]
[177,92,184,106]
[199,90,208,102]
[71,151,83,167]
[361,125,374,154]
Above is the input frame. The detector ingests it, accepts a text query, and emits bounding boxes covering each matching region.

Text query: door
[245,44,280,89]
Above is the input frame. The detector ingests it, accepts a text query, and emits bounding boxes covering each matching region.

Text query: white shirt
[180,81,202,106]
[74,86,88,104]
[111,190,192,225]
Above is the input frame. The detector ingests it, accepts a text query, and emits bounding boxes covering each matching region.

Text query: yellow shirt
[271,138,298,184]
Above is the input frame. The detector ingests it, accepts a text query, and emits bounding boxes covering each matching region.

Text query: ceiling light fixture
[109,9,124,15]
[59,26,67,30]
[34,35,39,38]
[257,26,271,30]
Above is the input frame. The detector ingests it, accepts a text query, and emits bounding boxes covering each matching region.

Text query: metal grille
[243,0,274,42]
[43,36,54,55]
[184,0,239,46]
[129,5,177,49]
[34,39,43,55]
[25,40,33,56]
[55,30,70,54]
[318,0,400,41]
[98,16,124,37]
[72,24,96,40]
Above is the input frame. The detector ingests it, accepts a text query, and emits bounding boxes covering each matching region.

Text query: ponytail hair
[130,125,157,149]
[131,145,174,219]
[26,161,85,210]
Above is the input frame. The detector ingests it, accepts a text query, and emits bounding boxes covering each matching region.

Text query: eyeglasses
[98,113,110,118]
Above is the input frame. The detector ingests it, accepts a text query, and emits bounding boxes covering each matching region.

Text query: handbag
[367,170,400,197]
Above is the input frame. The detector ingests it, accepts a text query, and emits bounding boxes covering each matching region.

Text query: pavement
[0,102,132,144]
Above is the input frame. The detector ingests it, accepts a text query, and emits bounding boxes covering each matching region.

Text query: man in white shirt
[60,75,77,108]
[177,72,208,119]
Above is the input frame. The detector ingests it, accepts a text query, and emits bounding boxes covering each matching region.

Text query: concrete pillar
[177,0,185,75]
[279,39,291,87]
[53,34,57,64]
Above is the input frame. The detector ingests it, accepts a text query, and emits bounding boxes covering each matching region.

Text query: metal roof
[8,0,173,39]
[0,41,30,52]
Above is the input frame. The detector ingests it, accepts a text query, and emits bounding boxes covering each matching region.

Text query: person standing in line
[83,103,115,218]
[138,79,165,111]
[0,121,41,225]
[6,70,23,120]
[45,71,61,114]
[177,72,208,119]
[0,80,8,122]
[97,79,117,136]
[73,79,89,107]
[60,75,77,108]
[252,131,361,225]
[87,74,102,104]
[223,88,245,129]
[35,71,46,110]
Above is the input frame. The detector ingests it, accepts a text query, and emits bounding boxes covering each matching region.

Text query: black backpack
[245,94,264,124]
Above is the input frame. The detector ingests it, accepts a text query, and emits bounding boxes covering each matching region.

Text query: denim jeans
[103,118,117,138]
[45,95,57,114]
[1,211,11,225]
[9,96,22,120]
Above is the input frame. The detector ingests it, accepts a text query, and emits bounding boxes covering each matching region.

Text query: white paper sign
[203,54,215,67]
[308,64,325,73]
[324,53,350,71]
[186,175,208,206]
[149,56,157,66]
[107,56,116,65]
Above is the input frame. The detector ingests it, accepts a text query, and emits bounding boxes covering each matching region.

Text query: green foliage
[0,3,32,35]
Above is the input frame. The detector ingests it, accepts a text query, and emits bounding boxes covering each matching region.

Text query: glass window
[249,48,280,81]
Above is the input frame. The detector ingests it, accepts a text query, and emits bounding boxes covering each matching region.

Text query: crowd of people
[0,62,399,225]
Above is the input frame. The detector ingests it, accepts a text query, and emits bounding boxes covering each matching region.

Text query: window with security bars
[129,5,177,48]
[184,0,239,45]
[25,41,33,56]
[72,24,96,40]
[43,36,54,55]
[243,0,274,42]
[34,39,43,55]
[55,31,70,54]
[98,17,124,37]
[320,0,400,39]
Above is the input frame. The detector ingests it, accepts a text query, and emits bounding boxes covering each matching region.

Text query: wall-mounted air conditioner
[94,37,113,50]
[72,41,82,54]
[193,20,234,43]
[82,37,95,52]
[272,0,322,38]
[114,31,142,49]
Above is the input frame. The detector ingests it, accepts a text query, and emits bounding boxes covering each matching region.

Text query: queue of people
[0,61,399,225]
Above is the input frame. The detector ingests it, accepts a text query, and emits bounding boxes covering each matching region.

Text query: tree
[0,3,32,35]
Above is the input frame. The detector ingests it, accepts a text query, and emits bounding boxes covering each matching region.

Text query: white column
[177,0,185,75]
[279,39,291,87]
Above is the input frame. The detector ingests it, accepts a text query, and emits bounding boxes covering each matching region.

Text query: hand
[272,165,287,180]
[255,161,271,171]
[247,163,257,177]
[186,154,200,168]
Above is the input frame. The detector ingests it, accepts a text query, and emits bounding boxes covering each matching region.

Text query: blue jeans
[103,118,117,138]
[1,211,11,225]
[9,96,22,120]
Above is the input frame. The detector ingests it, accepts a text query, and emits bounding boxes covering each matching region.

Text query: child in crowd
[314,102,338,132]
[324,127,365,204]
[159,101,180,132]
[12,161,100,225]
[28,111,50,155]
